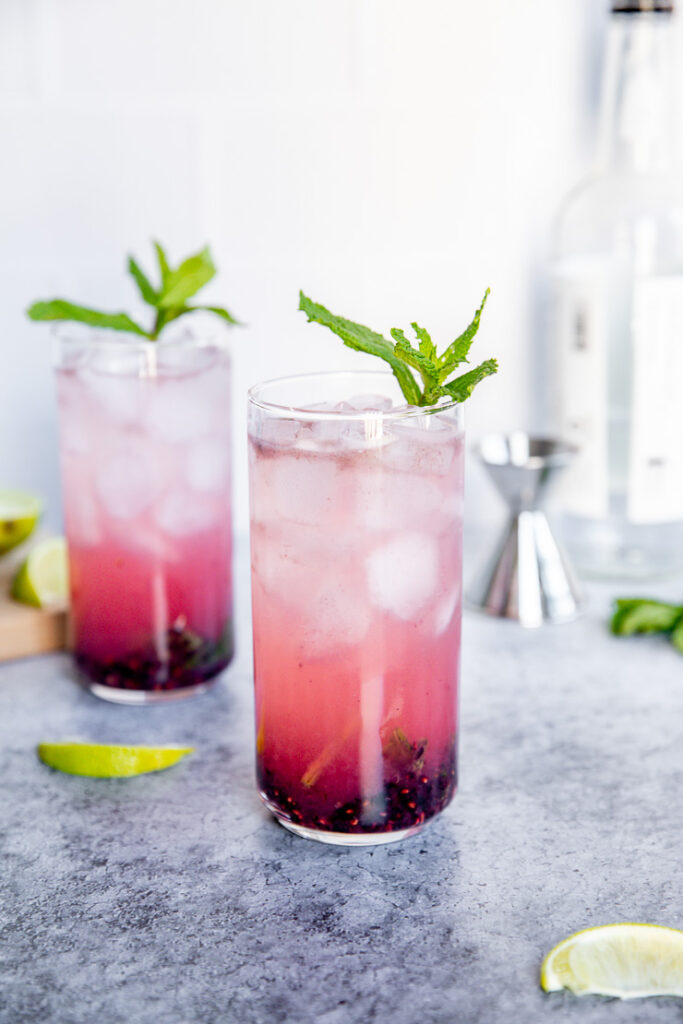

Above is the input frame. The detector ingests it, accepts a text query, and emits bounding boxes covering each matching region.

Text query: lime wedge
[0,490,42,555]
[541,923,683,999]
[11,537,68,608]
[37,742,194,778]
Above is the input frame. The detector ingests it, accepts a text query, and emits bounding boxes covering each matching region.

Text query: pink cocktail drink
[248,372,464,844]
[56,334,233,703]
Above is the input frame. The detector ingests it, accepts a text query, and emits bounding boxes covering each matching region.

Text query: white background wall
[0,0,646,535]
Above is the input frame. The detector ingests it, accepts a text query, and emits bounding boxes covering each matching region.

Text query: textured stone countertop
[2,540,683,1024]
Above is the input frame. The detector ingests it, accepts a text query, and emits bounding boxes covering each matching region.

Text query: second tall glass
[55,331,234,703]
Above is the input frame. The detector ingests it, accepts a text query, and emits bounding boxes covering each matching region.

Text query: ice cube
[252,526,368,651]
[186,440,230,493]
[154,341,217,375]
[94,452,162,519]
[251,527,318,609]
[155,491,217,536]
[88,346,144,377]
[257,418,302,448]
[199,361,231,407]
[366,533,438,619]
[64,488,101,546]
[146,381,214,444]
[301,398,393,451]
[345,393,394,412]
[382,416,462,475]
[302,579,369,657]
[84,370,146,426]
[356,471,459,533]
[60,417,90,455]
[339,413,392,452]
[253,452,344,526]
[309,417,347,446]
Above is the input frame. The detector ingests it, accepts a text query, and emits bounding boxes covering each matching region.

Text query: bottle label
[553,267,609,519]
[629,275,683,523]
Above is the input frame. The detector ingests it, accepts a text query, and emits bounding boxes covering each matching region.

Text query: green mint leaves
[25,301,149,337]
[611,598,683,655]
[298,289,497,407]
[27,242,239,341]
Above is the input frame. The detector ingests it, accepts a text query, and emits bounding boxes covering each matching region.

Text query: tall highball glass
[248,371,464,845]
[55,331,234,703]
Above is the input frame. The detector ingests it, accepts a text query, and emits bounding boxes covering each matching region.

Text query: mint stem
[27,243,239,342]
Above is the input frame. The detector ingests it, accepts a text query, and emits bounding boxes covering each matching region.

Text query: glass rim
[51,322,229,352]
[52,323,231,378]
[247,370,464,423]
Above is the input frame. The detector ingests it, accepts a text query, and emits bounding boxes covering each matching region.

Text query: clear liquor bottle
[552,0,683,579]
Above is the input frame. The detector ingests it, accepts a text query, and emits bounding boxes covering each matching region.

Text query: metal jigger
[467,432,582,627]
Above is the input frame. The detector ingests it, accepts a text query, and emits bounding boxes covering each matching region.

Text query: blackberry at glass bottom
[76,620,233,704]
[258,752,457,846]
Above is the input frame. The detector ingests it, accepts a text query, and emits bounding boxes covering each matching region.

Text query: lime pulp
[12,537,68,608]
[541,923,683,999]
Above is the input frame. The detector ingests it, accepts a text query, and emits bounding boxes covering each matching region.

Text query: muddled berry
[76,620,233,692]
[259,750,457,836]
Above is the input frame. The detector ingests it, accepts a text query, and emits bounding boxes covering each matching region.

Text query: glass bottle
[551,0,683,579]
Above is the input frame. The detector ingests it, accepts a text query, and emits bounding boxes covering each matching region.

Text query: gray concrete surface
[2,542,683,1024]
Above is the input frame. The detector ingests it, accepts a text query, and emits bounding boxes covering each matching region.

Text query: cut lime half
[541,923,683,999]
[0,490,42,555]
[12,536,68,608]
[37,742,194,778]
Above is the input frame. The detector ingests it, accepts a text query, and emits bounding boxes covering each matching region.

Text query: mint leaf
[154,241,171,287]
[187,304,240,325]
[390,328,440,400]
[149,306,185,340]
[127,257,158,306]
[412,322,436,362]
[610,596,683,657]
[671,618,683,654]
[611,598,682,636]
[298,292,422,406]
[28,242,239,342]
[382,728,427,774]
[438,289,490,376]
[299,289,496,407]
[149,303,240,340]
[440,359,499,403]
[158,247,215,309]
[27,300,148,337]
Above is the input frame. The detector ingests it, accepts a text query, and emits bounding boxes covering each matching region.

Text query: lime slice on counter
[541,923,683,999]
[11,537,68,608]
[37,742,194,778]
[0,490,42,555]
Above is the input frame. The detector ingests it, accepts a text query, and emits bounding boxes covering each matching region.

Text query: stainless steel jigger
[467,433,582,627]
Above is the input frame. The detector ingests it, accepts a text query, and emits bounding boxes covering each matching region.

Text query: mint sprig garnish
[611,598,683,655]
[298,289,497,406]
[27,242,239,341]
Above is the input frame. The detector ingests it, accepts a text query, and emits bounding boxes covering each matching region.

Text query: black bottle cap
[612,0,673,12]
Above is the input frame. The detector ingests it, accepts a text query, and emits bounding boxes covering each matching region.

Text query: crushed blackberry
[259,755,457,835]
[76,620,233,691]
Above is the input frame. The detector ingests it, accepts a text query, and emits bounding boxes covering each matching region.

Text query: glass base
[85,678,219,705]
[562,511,683,581]
[276,816,427,847]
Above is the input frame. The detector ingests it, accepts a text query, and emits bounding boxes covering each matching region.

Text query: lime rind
[541,923,683,999]
[37,742,194,778]
[0,490,42,555]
